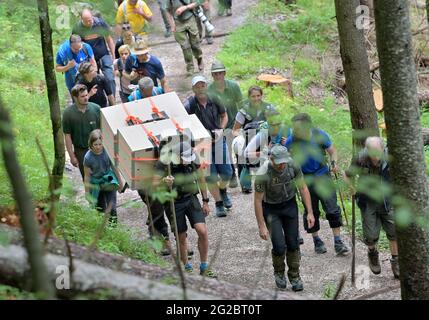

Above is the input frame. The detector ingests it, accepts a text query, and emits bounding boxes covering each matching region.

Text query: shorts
[173,194,206,233]
[358,198,396,245]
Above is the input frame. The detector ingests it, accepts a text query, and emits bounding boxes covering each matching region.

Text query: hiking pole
[167,164,181,262]
[351,194,356,286]
[144,192,156,238]
[167,163,188,299]
[334,172,349,226]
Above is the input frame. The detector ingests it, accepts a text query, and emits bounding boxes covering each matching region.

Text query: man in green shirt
[163,0,205,75]
[208,61,243,188]
[62,84,101,180]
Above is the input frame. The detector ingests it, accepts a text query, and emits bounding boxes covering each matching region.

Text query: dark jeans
[263,197,299,256]
[97,54,116,95]
[303,173,343,233]
[138,189,170,239]
[96,190,117,215]
[74,147,88,181]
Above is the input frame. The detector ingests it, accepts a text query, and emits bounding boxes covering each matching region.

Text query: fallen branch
[0,244,215,300]
[351,284,401,300]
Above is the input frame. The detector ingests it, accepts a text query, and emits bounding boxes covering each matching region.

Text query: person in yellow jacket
[115,0,153,39]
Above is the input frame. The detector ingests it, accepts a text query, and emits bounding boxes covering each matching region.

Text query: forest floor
[62,0,402,300]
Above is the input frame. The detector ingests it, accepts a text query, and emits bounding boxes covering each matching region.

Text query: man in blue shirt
[125,40,170,92]
[128,77,164,101]
[72,9,116,95]
[55,34,96,92]
[285,113,349,256]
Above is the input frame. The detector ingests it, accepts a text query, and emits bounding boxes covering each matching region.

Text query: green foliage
[0,284,35,300]
[0,231,10,246]
[161,275,180,286]
[322,282,337,300]
[56,201,166,266]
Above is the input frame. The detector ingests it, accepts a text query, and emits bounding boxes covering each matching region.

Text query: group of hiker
[56,1,400,291]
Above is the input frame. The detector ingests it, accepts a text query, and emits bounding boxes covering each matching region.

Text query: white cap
[191,75,208,87]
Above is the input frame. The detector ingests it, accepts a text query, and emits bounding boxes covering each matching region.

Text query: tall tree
[0,98,55,298]
[335,0,379,152]
[37,0,65,202]
[427,0,429,29]
[374,0,429,299]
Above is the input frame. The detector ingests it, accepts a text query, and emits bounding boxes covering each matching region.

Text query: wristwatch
[202,197,209,203]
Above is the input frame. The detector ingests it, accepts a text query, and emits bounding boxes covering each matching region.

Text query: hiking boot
[274,272,287,290]
[207,37,214,45]
[368,249,381,274]
[242,187,253,194]
[215,204,227,217]
[220,190,232,209]
[290,277,304,292]
[108,214,118,227]
[334,239,350,256]
[164,29,172,38]
[184,263,193,273]
[226,8,232,16]
[197,58,204,71]
[200,268,218,278]
[229,176,239,188]
[314,238,327,254]
[390,256,400,279]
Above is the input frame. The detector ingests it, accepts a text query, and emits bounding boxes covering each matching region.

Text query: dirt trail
[64,0,401,300]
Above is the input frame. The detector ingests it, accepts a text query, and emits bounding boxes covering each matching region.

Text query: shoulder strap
[81,44,89,59]
[188,96,199,114]
[117,58,124,71]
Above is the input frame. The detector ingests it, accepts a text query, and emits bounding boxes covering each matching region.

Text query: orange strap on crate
[140,124,160,146]
[148,97,165,118]
[171,117,184,133]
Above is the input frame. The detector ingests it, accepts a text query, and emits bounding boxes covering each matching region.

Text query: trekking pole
[144,192,156,238]
[351,194,356,286]
[334,172,349,226]
[167,164,181,261]
[167,163,188,299]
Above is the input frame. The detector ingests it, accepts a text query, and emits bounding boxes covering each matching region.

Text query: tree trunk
[427,0,429,28]
[0,99,55,298]
[335,0,379,153]
[0,245,215,300]
[374,0,429,299]
[37,0,65,201]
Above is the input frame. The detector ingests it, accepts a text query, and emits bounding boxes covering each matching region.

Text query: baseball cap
[192,75,208,87]
[270,145,289,164]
